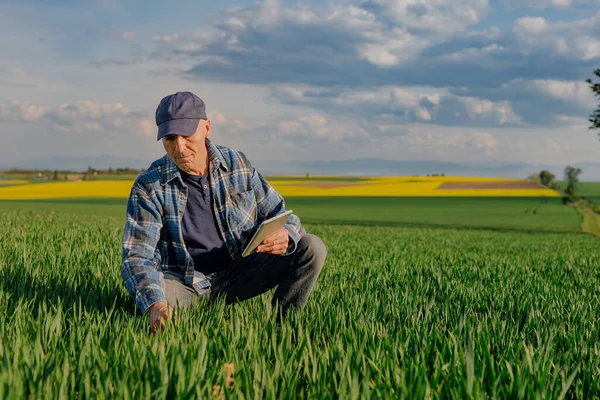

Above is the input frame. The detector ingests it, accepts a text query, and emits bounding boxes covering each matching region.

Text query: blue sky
[1,0,599,168]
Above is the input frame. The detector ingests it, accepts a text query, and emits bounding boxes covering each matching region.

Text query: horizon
[3,154,600,180]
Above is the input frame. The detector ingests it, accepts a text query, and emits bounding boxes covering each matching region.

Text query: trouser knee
[295,233,327,273]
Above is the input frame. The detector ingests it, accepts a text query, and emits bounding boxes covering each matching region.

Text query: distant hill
[0,156,153,172]
[2,156,600,180]
[255,159,600,181]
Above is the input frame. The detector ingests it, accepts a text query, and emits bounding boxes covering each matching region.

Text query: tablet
[241,210,294,257]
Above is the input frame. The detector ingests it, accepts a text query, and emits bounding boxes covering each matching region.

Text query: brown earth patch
[437,181,543,190]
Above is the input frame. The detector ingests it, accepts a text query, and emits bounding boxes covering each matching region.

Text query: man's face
[162,119,211,173]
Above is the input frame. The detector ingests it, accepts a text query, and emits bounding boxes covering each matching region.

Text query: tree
[52,170,59,181]
[564,166,582,197]
[539,170,556,187]
[586,68,600,134]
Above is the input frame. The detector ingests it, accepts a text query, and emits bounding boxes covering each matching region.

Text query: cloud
[512,14,600,61]
[118,0,596,95]
[148,0,489,86]
[0,101,47,122]
[529,79,595,108]
[121,32,135,40]
[47,101,154,136]
[503,0,599,9]
[267,85,523,127]
[207,108,369,141]
[0,99,155,136]
[401,130,498,154]
[152,33,180,43]
[363,0,489,34]
[205,102,501,154]
[449,78,597,124]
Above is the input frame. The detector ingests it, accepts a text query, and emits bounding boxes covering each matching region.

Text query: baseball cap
[155,91,207,141]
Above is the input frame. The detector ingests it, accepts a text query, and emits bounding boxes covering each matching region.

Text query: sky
[1,0,599,168]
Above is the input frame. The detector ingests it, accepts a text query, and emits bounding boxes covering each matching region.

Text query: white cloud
[158,0,487,72]
[136,119,156,137]
[372,0,489,34]
[152,33,180,43]
[514,17,547,34]
[51,101,132,123]
[459,97,520,125]
[503,0,600,9]
[83,0,598,94]
[529,79,596,108]
[0,101,47,122]
[470,131,498,149]
[1,99,155,136]
[437,43,504,62]
[415,108,432,121]
[267,84,522,126]
[121,32,135,40]
[257,0,281,26]
[357,27,426,67]
[401,129,498,155]
[204,107,369,141]
[513,13,600,60]
[450,77,598,125]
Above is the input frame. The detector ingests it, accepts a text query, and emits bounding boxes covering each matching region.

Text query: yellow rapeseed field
[0,181,133,200]
[0,180,29,186]
[0,176,559,199]
[271,182,558,197]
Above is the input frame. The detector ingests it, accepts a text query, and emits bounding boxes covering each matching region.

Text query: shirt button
[203,185,208,189]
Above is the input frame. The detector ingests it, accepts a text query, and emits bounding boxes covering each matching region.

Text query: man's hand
[256,229,289,255]
[148,301,175,334]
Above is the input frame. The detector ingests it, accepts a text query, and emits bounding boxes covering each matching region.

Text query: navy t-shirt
[180,169,232,274]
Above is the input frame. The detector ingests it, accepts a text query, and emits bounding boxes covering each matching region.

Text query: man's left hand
[256,229,289,255]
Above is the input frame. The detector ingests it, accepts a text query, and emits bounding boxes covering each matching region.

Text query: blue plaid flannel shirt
[121,139,306,314]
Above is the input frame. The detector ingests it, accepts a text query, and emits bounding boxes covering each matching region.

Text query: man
[121,91,327,333]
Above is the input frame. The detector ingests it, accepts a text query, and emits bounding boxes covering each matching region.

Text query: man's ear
[205,120,211,138]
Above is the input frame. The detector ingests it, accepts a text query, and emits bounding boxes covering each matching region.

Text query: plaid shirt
[121,139,306,314]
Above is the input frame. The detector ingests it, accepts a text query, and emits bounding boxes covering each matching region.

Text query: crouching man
[121,91,327,333]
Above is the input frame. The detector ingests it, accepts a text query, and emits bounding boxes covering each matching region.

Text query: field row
[0,197,583,234]
[0,176,558,199]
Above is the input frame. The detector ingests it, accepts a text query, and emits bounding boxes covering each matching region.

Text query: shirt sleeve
[121,183,167,314]
[249,161,306,255]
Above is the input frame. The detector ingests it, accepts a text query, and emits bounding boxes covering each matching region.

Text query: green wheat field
[0,197,599,398]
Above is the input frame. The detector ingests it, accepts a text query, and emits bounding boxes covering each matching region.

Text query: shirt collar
[206,138,228,172]
[160,138,228,186]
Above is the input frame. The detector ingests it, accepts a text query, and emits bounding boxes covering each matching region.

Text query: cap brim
[157,118,200,141]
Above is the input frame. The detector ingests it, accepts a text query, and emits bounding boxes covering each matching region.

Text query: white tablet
[241,210,294,257]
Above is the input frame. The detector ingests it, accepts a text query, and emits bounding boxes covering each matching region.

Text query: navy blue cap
[155,91,207,141]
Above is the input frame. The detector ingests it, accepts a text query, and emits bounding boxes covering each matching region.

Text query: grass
[0,206,599,398]
[576,182,600,207]
[572,200,600,237]
[0,196,583,233]
[285,197,581,233]
[0,198,128,218]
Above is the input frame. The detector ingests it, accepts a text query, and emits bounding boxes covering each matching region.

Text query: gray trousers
[164,234,327,316]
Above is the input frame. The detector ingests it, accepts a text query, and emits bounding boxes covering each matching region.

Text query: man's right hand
[148,301,174,334]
